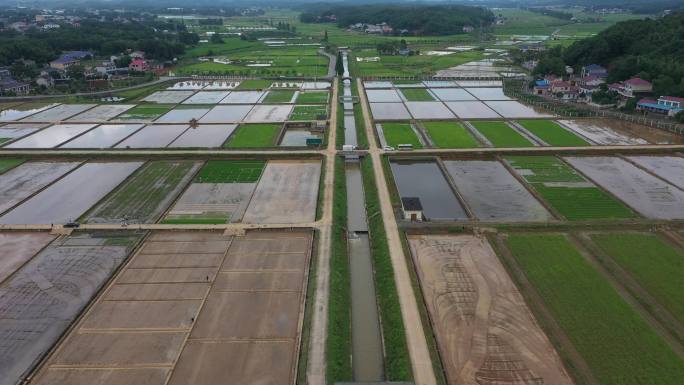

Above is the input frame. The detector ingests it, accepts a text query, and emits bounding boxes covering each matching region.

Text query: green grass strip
[423,121,480,148]
[361,157,412,381]
[327,156,352,385]
[471,121,532,147]
[517,120,589,147]
[591,233,684,324]
[506,234,684,385]
[381,123,423,148]
[297,91,329,104]
[195,160,265,183]
[224,124,280,148]
[0,159,24,174]
[237,79,273,90]
[263,90,296,103]
[399,88,435,101]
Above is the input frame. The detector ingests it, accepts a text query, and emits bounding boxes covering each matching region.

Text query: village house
[637,96,684,117]
[401,197,424,222]
[128,58,149,72]
[618,77,653,98]
[49,51,93,70]
[0,77,30,95]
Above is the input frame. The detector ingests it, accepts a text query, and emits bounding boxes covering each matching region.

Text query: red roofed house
[128,59,148,72]
[619,77,652,98]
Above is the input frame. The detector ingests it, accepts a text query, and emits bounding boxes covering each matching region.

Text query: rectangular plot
[115,125,188,148]
[117,267,218,284]
[471,121,532,147]
[0,104,59,122]
[405,101,455,119]
[0,232,141,385]
[626,156,684,189]
[0,232,55,284]
[558,120,647,145]
[0,162,80,214]
[364,81,393,89]
[191,292,301,338]
[366,89,402,103]
[155,108,210,123]
[505,156,635,220]
[464,87,511,100]
[0,162,142,224]
[242,161,321,224]
[21,104,96,122]
[399,88,435,101]
[142,90,194,104]
[369,102,411,120]
[243,105,293,122]
[165,183,256,224]
[0,124,48,144]
[219,91,265,104]
[390,160,468,220]
[445,101,500,119]
[60,124,143,148]
[131,253,224,268]
[168,124,236,147]
[105,283,209,301]
[84,161,200,224]
[423,121,479,148]
[168,81,208,90]
[505,234,684,385]
[486,101,552,118]
[49,332,186,366]
[141,240,231,255]
[565,156,684,219]
[182,91,230,104]
[214,271,304,291]
[81,300,201,330]
[67,104,135,121]
[409,235,572,385]
[203,81,240,90]
[517,119,589,147]
[200,105,253,123]
[6,124,96,148]
[32,368,168,385]
[444,160,552,221]
[167,341,294,385]
[430,88,476,101]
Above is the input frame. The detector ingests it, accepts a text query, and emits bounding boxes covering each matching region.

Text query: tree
[675,110,684,123]
[336,51,344,76]
[10,62,37,80]
[323,30,328,42]
[210,34,224,44]
[67,64,85,80]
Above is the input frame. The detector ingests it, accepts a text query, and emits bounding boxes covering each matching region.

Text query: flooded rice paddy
[405,101,455,119]
[6,124,96,148]
[182,91,231,105]
[21,104,96,122]
[0,161,80,214]
[445,101,501,119]
[155,108,210,123]
[0,162,142,224]
[166,183,256,223]
[168,124,237,147]
[444,160,553,221]
[0,104,58,122]
[279,129,323,146]
[627,156,684,189]
[142,90,193,104]
[243,105,293,122]
[369,102,411,120]
[558,120,648,145]
[485,101,552,118]
[430,88,476,101]
[219,91,265,104]
[115,125,188,148]
[366,89,402,103]
[390,160,468,220]
[67,104,135,122]
[200,105,253,123]
[60,124,143,148]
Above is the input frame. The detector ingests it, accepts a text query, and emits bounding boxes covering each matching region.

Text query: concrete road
[357,78,438,385]
[307,78,338,385]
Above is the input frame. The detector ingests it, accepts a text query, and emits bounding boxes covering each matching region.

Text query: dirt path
[306,79,338,385]
[357,79,437,385]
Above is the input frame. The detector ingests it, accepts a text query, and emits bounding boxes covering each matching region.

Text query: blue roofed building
[581,64,608,79]
[637,96,684,117]
[49,51,94,70]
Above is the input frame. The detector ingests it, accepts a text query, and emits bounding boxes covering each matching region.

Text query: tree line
[300,4,494,36]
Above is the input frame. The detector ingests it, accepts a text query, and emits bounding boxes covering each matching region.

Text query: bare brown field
[30,230,313,385]
[408,234,573,385]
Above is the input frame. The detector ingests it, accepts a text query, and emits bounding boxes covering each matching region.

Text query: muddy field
[0,232,54,284]
[166,182,256,223]
[444,160,553,222]
[30,230,312,385]
[244,105,294,122]
[0,161,80,214]
[242,160,321,224]
[0,162,142,224]
[408,234,573,385]
[0,232,142,385]
[557,120,648,145]
[566,156,684,219]
[627,156,684,189]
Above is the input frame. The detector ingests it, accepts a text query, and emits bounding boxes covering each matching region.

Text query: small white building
[401,197,424,222]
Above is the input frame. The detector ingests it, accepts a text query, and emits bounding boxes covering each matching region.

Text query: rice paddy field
[379,123,423,148]
[290,105,328,121]
[470,121,532,147]
[422,121,480,148]
[517,119,590,147]
[223,124,280,147]
[501,233,684,385]
[505,156,635,220]
[399,88,435,101]
[296,91,329,104]
[194,160,265,183]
